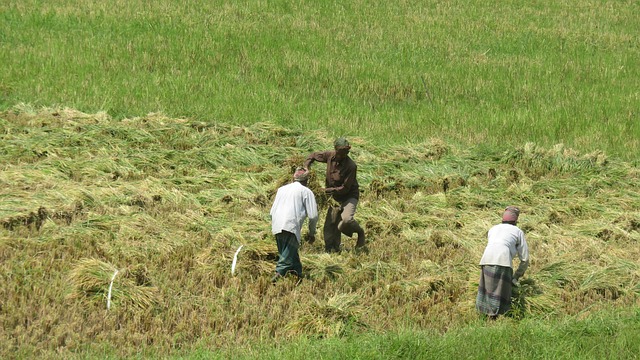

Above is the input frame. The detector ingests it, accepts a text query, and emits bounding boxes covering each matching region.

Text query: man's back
[270,182,318,242]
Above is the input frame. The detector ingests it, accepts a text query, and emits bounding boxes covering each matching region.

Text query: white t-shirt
[479,223,529,268]
[270,181,318,243]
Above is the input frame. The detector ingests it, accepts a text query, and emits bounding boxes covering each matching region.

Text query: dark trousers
[275,231,302,277]
[323,199,365,252]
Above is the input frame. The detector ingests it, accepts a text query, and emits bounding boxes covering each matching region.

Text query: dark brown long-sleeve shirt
[304,150,359,202]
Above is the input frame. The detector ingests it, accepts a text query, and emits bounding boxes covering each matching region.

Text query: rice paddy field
[1,107,639,358]
[1,1,639,359]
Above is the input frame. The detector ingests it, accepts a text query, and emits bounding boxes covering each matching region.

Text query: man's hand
[324,187,335,194]
[512,278,520,287]
[305,233,315,244]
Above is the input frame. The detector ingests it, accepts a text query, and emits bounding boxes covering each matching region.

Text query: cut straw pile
[1,106,639,356]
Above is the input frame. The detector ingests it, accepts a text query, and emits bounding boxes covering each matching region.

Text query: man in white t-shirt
[270,167,318,283]
[476,206,529,317]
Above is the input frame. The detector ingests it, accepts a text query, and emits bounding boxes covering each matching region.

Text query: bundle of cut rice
[67,258,159,310]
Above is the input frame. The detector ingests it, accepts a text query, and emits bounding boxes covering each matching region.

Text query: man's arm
[304,150,330,169]
[513,231,530,283]
[304,191,319,236]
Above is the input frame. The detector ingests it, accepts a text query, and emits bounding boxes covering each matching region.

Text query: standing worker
[304,137,366,253]
[270,167,319,283]
[476,206,530,318]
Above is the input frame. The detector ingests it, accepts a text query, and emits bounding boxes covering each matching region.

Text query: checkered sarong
[476,265,513,316]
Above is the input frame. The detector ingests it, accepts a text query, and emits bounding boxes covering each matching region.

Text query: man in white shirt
[270,167,319,283]
[476,206,530,317]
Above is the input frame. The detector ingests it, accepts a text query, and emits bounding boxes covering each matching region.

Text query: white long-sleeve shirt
[270,181,318,243]
[479,223,529,268]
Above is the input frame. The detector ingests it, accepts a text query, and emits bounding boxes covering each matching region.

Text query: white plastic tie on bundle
[107,269,119,310]
[231,245,244,276]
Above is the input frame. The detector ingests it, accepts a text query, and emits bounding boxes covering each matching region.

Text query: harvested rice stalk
[302,253,344,280]
[195,243,231,267]
[284,293,365,338]
[67,258,159,310]
[242,240,278,260]
[356,260,406,281]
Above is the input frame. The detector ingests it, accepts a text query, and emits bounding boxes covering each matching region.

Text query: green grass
[1,0,639,158]
[218,308,640,360]
[47,307,640,359]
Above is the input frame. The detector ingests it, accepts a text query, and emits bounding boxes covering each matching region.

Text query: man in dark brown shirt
[304,137,366,252]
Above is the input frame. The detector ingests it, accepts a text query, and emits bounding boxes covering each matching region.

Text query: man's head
[502,206,520,223]
[333,137,351,160]
[293,167,310,184]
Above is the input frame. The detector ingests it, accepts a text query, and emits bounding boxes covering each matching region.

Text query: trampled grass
[1,107,639,358]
